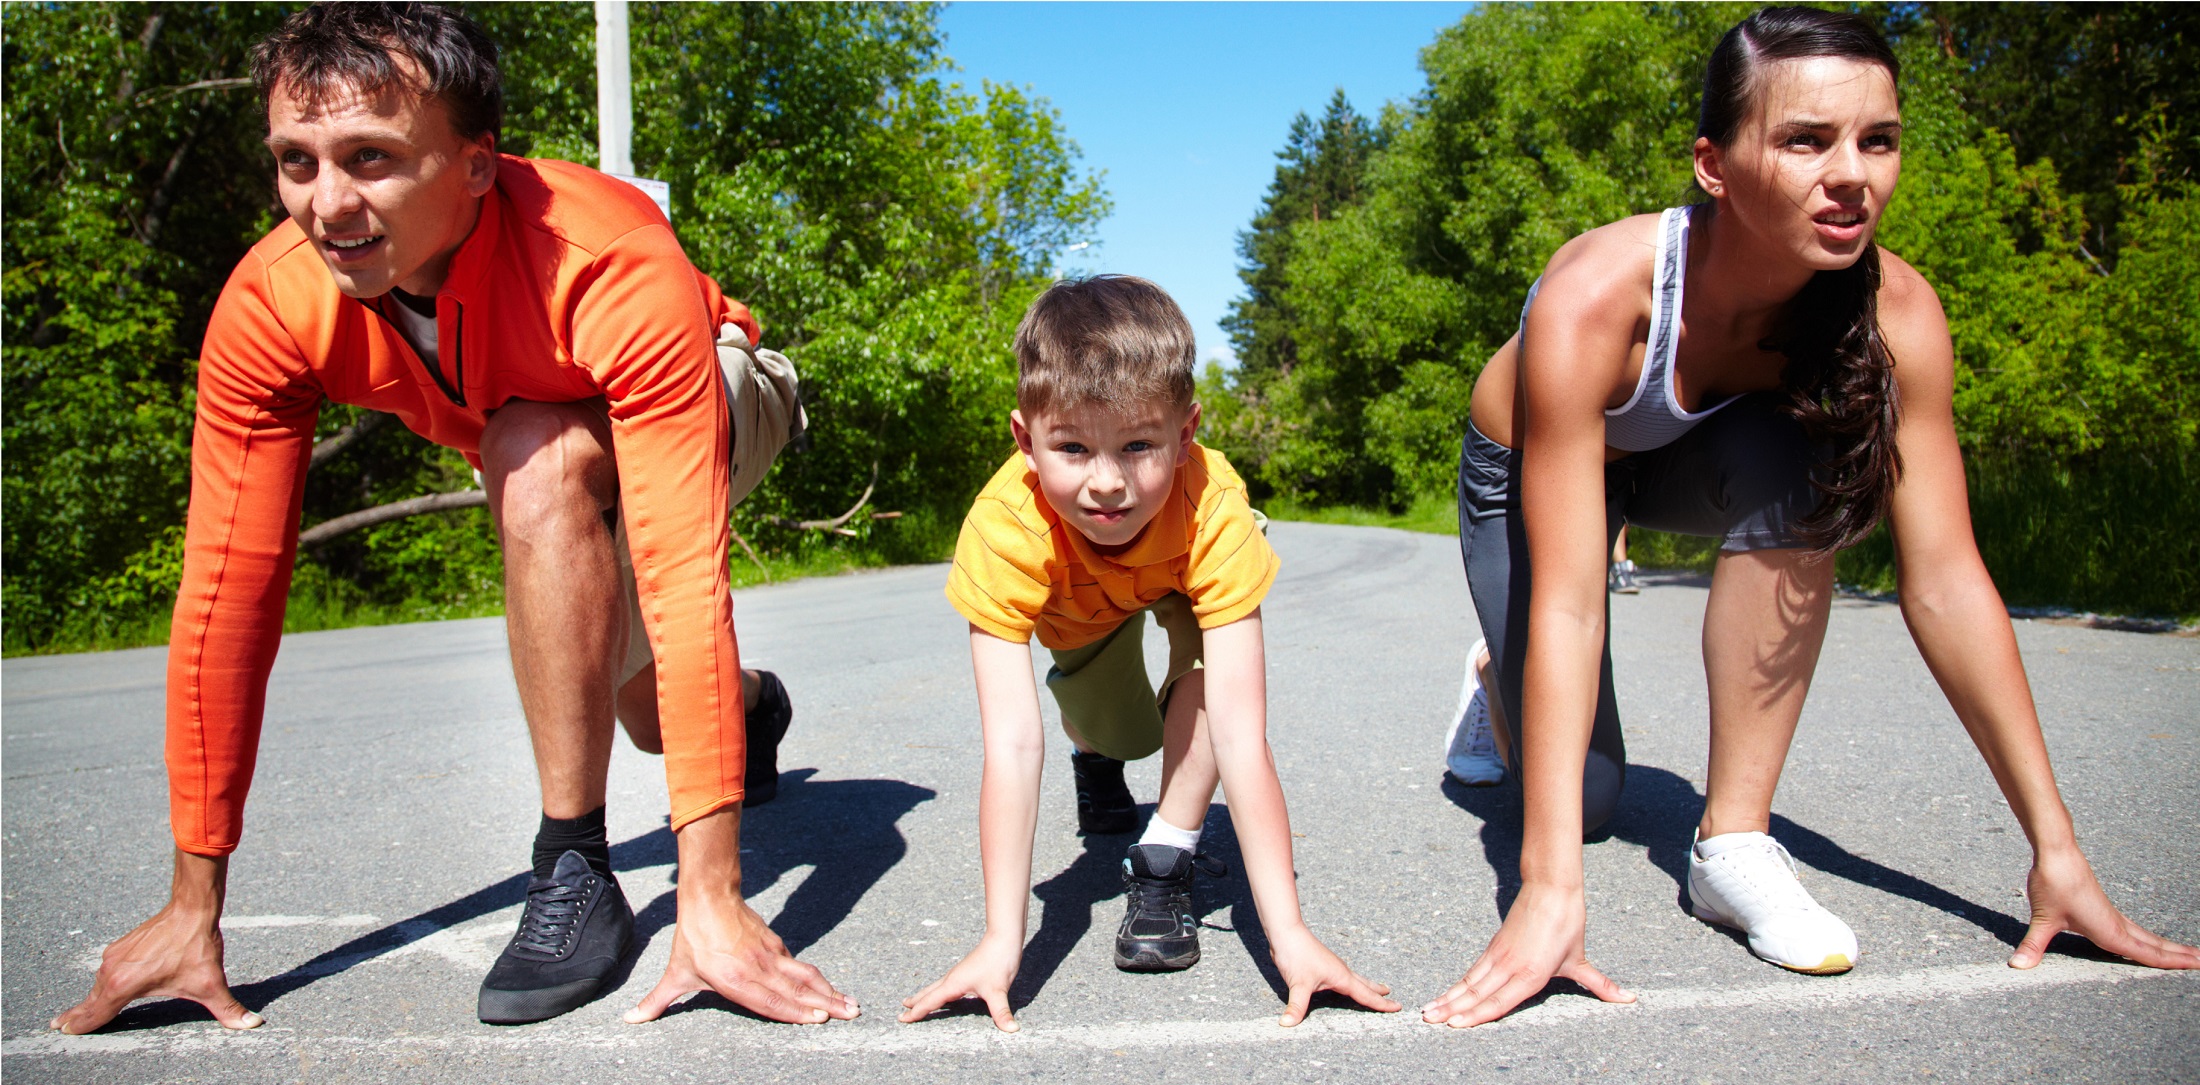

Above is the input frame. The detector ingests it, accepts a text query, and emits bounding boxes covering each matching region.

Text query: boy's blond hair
[1014,275,1196,418]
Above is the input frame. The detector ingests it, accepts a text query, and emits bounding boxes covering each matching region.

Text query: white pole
[595,0,633,176]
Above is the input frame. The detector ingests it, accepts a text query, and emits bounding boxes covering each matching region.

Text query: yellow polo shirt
[946,442,1279,650]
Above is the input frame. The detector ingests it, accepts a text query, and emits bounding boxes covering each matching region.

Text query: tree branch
[769,462,901,533]
[133,77,254,104]
[309,413,391,469]
[298,489,487,549]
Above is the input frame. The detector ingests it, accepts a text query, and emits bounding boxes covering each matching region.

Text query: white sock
[1138,812,1202,854]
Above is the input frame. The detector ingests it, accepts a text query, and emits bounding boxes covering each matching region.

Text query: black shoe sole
[1115,938,1200,972]
[478,976,612,1025]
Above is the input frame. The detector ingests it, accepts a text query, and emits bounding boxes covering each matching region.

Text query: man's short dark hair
[251,2,503,140]
[1015,275,1197,418]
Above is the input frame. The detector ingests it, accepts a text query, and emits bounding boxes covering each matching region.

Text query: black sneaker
[477,850,635,1024]
[743,670,793,807]
[1115,843,1223,972]
[1072,750,1138,835]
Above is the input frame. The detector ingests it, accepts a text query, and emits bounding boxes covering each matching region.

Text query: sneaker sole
[1114,941,1200,972]
[478,976,611,1025]
[1688,901,1857,975]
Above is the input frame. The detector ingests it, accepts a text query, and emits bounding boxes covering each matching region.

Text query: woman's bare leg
[1696,548,1835,840]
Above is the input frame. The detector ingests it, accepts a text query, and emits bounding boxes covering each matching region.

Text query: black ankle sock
[532,806,612,879]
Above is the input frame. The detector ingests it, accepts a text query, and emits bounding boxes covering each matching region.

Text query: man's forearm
[168,849,229,922]
[1201,614,1309,937]
[674,806,745,903]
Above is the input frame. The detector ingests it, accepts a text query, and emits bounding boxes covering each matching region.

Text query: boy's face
[1012,401,1201,551]
[265,57,497,300]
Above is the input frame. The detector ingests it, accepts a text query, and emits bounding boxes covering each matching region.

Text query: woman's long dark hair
[1699,7,1903,553]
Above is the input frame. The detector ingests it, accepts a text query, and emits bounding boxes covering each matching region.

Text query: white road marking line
[7,957,2188,1059]
[219,914,380,930]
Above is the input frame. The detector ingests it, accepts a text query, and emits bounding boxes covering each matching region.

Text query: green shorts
[1044,592,1204,762]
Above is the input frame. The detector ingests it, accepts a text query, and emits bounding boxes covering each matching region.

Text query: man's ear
[1692,136,1726,200]
[1177,402,1202,466]
[464,132,499,198]
[1011,409,1037,472]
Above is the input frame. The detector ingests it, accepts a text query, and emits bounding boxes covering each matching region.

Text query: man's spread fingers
[52,986,129,1035]
[198,990,264,1030]
[1342,973,1403,1013]
[624,973,696,1024]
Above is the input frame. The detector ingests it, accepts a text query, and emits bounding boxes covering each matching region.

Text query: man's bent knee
[481,401,618,540]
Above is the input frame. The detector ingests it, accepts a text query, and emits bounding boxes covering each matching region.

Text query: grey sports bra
[1518,205,1733,453]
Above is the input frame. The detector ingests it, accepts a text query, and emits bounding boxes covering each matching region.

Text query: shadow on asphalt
[1440,764,2050,952]
[992,802,1290,1015]
[95,767,934,1032]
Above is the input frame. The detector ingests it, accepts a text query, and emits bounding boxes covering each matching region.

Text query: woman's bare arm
[1877,254,2197,970]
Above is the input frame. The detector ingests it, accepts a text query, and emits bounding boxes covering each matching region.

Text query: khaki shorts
[615,323,804,686]
[1044,593,1205,762]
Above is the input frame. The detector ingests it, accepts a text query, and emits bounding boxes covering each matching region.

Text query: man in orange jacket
[52,3,857,1032]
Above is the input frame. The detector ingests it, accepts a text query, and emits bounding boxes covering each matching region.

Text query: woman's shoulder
[1873,248,1952,347]
[1537,212,1666,310]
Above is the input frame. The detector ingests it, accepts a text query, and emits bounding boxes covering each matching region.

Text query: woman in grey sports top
[1424,6,2198,1028]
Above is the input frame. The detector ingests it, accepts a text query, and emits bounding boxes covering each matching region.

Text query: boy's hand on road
[52,904,261,1035]
[2011,844,2200,971]
[625,891,858,1025]
[899,934,1024,1032]
[1267,925,1400,1026]
[1423,882,1633,1028]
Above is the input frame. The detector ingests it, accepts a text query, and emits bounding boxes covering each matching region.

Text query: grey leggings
[1456,394,1825,833]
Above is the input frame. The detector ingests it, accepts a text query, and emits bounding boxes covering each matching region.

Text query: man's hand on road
[2010,845,2200,970]
[899,931,1024,1032]
[1422,882,1634,1028]
[624,890,859,1024]
[52,851,261,1035]
[1266,923,1399,1026]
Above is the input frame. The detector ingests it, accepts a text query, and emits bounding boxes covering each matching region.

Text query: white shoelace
[1717,838,1821,914]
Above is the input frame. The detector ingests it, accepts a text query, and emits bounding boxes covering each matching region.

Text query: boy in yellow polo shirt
[898,276,1397,1032]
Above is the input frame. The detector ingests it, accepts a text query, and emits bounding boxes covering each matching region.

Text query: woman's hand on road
[1423,882,1634,1027]
[2011,845,2200,970]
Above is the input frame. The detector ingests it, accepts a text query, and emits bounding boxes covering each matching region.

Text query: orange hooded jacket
[168,156,758,856]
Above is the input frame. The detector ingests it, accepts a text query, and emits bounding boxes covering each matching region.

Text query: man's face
[1012,401,1200,551]
[265,65,496,299]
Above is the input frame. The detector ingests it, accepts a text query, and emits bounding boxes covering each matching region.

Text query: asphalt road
[5,521,2196,1084]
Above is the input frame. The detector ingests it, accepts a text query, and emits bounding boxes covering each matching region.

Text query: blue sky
[936,2,1475,365]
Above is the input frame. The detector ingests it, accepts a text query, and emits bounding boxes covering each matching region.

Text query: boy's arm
[1202,610,1398,1025]
[899,625,1047,1031]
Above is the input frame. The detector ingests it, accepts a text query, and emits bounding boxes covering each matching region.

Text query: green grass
[1264,448,2199,623]
[1262,494,1462,536]
[10,510,965,658]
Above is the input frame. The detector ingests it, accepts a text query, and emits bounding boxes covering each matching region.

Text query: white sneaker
[1688,831,1858,974]
[1443,640,1504,786]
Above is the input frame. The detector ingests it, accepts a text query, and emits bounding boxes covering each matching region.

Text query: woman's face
[1695,56,1902,273]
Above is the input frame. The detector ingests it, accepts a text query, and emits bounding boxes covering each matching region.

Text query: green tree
[2,2,1106,653]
